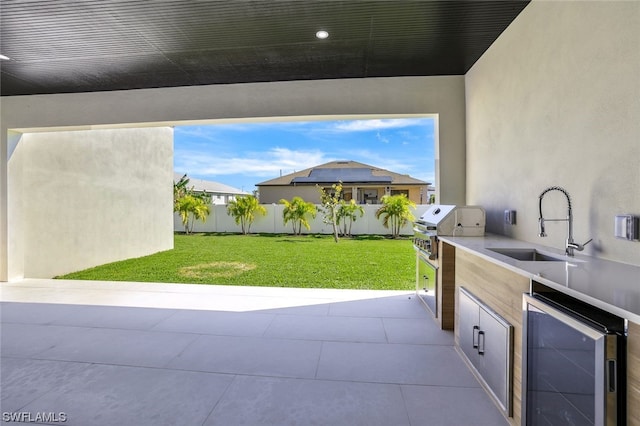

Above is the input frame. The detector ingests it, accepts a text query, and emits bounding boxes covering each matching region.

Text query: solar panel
[291,168,392,184]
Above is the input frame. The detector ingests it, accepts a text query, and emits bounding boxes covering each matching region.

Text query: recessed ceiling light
[0,54,10,61]
[315,30,329,40]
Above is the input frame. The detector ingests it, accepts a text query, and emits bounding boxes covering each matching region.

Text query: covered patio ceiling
[0,0,530,96]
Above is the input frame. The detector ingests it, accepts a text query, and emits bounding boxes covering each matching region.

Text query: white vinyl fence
[175,204,431,236]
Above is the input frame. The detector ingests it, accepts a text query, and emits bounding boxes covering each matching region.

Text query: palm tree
[173,174,211,234]
[226,195,267,235]
[375,194,416,238]
[279,196,317,235]
[175,194,211,234]
[336,199,364,237]
[174,174,190,210]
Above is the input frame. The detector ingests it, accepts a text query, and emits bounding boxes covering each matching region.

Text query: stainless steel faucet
[538,186,592,256]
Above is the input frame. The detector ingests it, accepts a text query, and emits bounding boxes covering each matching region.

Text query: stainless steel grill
[412,205,485,318]
[412,205,485,259]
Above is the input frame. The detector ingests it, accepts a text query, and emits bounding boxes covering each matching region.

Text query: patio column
[2,130,24,281]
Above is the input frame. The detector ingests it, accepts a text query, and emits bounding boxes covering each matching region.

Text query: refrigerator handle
[608,359,617,392]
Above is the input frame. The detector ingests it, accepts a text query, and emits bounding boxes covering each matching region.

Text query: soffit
[0,1,529,96]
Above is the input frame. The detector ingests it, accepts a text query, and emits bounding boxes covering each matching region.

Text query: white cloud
[376,132,389,144]
[331,118,428,132]
[174,126,222,142]
[174,147,328,179]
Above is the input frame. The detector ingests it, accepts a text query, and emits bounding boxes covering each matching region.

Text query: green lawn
[57,233,416,290]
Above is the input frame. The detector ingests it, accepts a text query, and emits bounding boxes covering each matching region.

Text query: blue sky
[174,117,435,193]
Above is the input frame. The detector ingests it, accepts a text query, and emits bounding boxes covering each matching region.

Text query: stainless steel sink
[487,248,566,262]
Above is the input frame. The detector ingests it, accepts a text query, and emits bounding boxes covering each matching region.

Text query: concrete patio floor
[1,279,507,425]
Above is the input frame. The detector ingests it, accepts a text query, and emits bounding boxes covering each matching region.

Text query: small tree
[173,174,211,234]
[375,194,416,238]
[175,194,211,234]
[317,182,343,243]
[336,199,364,237]
[226,195,267,235]
[279,196,317,235]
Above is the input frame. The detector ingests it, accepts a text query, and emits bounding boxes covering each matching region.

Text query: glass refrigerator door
[525,304,604,425]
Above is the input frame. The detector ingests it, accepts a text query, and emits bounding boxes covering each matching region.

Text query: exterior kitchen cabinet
[453,247,640,425]
[458,287,513,416]
[455,249,530,425]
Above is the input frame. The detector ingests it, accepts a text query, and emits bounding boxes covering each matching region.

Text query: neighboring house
[256,160,430,204]
[175,172,249,205]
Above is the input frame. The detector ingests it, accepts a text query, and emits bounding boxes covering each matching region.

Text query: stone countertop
[439,234,640,324]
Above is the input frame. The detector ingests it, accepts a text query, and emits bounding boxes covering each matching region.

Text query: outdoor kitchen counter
[439,234,640,323]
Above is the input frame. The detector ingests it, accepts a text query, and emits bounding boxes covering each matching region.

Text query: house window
[391,190,409,197]
[362,189,378,204]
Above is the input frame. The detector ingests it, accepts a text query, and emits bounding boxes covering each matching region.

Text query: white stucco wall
[1,76,466,281]
[259,186,322,205]
[465,1,640,265]
[19,128,173,278]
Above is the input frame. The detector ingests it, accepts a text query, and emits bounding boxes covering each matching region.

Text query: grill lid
[415,204,486,237]
[417,205,457,225]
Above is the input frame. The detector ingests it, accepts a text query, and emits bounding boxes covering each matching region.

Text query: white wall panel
[465,1,640,265]
[21,128,173,277]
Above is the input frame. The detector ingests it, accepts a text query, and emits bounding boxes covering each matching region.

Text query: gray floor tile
[36,327,198,368]
[264,314,387,342]
[257,303,331,316]
[329,295,430,319]
[317,341,480,387]
[204,375,410,426]
[0,323,92,358]
[0,296,509,426]
[402,384,509,425]
[1,302,81,325]
[0,358,91,412]
[51,305,178,330]
[383,317,454,345]
[167,334,322,378]
[152,309,275,336]
[18,363,234,426]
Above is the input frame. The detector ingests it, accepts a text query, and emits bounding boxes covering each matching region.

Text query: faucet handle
[568,238,593,252]
[538,218,547,237]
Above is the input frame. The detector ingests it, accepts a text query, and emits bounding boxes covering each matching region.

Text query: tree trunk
[331,209,339,243]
